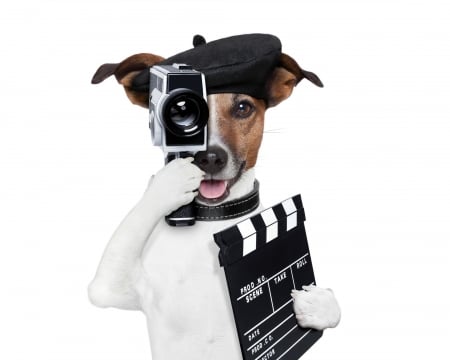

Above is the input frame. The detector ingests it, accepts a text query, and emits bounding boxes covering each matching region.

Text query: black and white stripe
[214,195,305,266]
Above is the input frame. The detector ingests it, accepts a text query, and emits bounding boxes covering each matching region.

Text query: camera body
[149,64,208,156]
[149,64,209,226]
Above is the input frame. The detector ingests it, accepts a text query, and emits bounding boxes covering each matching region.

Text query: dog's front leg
[88,158,204,310]
[291,285,341,331]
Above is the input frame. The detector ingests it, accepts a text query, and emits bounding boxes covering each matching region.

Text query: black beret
[132,34,284,100]
[160,34,282,100]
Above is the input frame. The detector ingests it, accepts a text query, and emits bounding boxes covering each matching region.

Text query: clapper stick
[214,195,322,360]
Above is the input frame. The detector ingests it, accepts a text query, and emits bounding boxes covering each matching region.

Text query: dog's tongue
[199,180,227,199]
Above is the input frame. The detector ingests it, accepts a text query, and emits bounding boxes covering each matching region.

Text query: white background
[0,0,449,359]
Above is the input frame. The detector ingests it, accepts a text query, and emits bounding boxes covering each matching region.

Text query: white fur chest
[138,218,244,359]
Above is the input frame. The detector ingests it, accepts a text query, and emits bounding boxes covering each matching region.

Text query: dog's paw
[147,157,205,215]
[291,285,341,331]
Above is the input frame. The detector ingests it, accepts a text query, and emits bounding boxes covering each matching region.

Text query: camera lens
[169,98,198,128]
[162,89,208,137]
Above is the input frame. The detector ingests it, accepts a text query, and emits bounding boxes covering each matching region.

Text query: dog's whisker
[264,128,286,134]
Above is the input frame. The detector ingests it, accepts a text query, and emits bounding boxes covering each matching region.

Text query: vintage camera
[149,64,209,226]
[149,63,208,154]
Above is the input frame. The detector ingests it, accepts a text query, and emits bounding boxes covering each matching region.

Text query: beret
[132,34,284,101]
[160,34,282,100]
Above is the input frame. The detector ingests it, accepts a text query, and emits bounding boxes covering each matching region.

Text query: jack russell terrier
[89,34,340,359]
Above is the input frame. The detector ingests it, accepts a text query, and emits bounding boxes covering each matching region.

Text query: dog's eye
[234,101,255,119]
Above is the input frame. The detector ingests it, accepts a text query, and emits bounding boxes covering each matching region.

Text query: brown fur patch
[211,94,266,170]
[114,53,164,82]
[115,54,165,108]
[92,53,165,108]
[265,66,298,108]
[278,53,303,83]
[91,63,119,84]
[120,71,149,107]
[265,52,323,107]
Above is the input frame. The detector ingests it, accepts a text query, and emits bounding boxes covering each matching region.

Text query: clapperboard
[214,195,322,360]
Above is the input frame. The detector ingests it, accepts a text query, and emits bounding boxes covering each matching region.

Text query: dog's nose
[194,146,228,174]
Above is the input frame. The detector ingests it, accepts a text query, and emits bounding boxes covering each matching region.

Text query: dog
[89,34,340,360]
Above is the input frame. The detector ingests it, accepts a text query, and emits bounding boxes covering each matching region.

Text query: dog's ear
[266,53,323,108]
[91,53,164,108]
